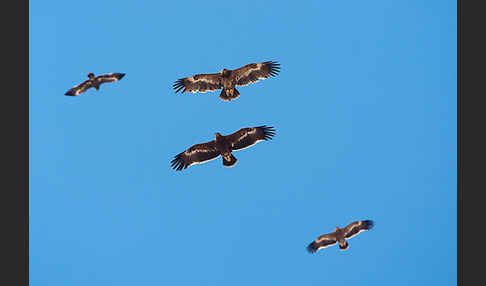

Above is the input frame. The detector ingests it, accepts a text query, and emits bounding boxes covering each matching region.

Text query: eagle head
[221,69,230,78]
[87,72,95,80]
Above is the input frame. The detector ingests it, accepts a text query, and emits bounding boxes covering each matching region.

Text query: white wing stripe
[232,139,264,151]
[345,227,367,240]
[316,241,337,251]
[186,155,220,167]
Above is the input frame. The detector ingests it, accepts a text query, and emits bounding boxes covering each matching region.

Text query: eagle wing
[171,141,220,171]
[226,126,275,151]
[96,73,126,84]
[65,79,95,96]
[173,73,222,94]
[307,232,338,253]
[343,220,374,239]
[232,61,280,87]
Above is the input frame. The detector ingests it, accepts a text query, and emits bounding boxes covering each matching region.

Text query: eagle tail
[339,241,349,250]
[222,154,237,167]
[219,88,240,101]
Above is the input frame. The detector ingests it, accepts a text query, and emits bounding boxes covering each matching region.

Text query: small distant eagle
[171,126,275,171]
[65,72,125,96]
[307,220,374,253]
[173,61,280,101]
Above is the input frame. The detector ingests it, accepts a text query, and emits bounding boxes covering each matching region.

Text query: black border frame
[4,0,28,285]
[460,0,486,285]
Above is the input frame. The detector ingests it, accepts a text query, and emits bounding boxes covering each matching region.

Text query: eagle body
[65,72,125,96]
[215,132,237,167]
[221,69,232,88]
[173,61,280,101]
[171,126,275,171]
[333,227,349,250]
[307,220,374,253]
[214,132,232,155]
[220,69,239,100]
[88,73,101,90]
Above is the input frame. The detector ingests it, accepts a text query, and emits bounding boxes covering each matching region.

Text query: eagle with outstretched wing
[307,220,374,253]
[65,72,125,96]
[171,126,275,171]
[173,61,280,101]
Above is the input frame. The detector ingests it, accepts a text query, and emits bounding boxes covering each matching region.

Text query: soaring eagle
[65,72,125,96]
[307,220,374,253]
[171,126,275,171]
[173,61,280,101]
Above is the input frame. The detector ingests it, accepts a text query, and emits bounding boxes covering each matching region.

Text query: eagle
[306,220,374,253]
[173,61,280,101]
[171,126,275,171]
[65,72,125,96]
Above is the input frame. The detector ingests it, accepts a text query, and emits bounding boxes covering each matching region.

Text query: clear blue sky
[30,1,456,285]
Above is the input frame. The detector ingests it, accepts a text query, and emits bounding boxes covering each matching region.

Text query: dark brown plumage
[173,61,280,101]
[171,126,275,171]
[307,220,374,253]
[65,72,125,96]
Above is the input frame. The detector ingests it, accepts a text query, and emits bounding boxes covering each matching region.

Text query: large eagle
[173,61,280,101]
[171,126,275,171]
[307,220,374,253]
[65,72,125,96]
